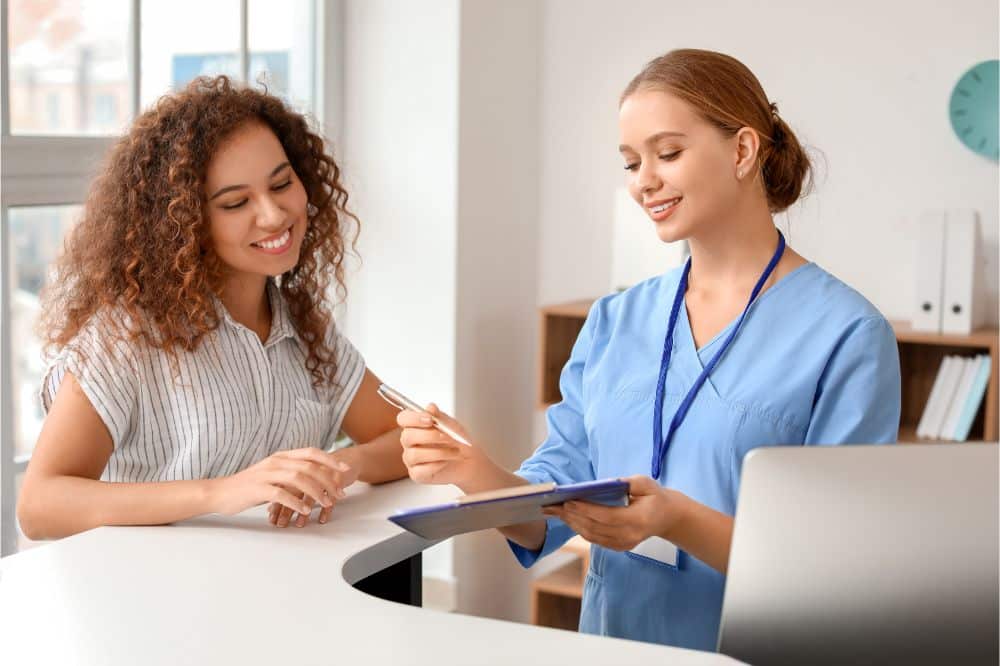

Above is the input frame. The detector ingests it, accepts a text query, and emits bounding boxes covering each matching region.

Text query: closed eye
[624,162,639,171]
[220,179,292,210]
[660,151,681,161]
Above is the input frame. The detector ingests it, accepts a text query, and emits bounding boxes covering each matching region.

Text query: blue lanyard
[651,231,786,479]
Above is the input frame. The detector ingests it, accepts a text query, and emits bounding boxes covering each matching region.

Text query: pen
[376,384,473,446]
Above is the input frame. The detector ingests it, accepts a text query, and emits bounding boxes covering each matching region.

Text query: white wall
[535,0,1000,324]
[340,0,460,582]
[339,0,542,622]
[453,0,541,622]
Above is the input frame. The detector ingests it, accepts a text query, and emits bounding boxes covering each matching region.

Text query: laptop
[718,443,998,666]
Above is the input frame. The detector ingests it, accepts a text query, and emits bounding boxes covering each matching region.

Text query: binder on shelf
[941,211,986,335]
[916,356,952,438]
[924,356,963,439]
[954,355,992,442]
[939,357,977,439]
[913,210,945,333]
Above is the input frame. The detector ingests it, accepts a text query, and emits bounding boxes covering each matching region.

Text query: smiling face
[204,121,309,284]
[619,88,747,244]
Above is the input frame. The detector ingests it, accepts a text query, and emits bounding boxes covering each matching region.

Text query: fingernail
[319,517,327,524]
[337,462,351,472]
[421,416,433,425]
[337,489,347,499]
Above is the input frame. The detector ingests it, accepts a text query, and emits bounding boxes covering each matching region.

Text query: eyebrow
[618,131,687,153]
[208,161,291,200]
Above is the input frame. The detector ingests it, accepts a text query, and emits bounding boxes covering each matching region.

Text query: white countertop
[0,479,741,665]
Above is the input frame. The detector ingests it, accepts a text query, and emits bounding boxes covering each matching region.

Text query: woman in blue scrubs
[396,49,901,651]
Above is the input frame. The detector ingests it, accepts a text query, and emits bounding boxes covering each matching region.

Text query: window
[8,0,130,136]
[1,0,331,555]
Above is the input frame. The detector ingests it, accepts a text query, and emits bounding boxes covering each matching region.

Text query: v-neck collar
[682,261,817,359]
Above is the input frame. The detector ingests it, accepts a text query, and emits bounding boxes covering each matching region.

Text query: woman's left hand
[542,475,688,551]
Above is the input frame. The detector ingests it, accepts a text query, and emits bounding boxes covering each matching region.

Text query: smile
[251,228,292,253]
[649,198,681,214]
[646,197,682,222]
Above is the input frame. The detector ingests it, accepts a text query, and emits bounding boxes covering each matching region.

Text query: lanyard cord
[651,231,786,479]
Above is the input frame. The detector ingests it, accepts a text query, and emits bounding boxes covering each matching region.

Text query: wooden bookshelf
[537,300,594,408]
[892,321,998,442]
[538,299,999,441]
[530,536,590,630]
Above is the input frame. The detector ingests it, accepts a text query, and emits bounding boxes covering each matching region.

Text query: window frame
[0,0,335,556]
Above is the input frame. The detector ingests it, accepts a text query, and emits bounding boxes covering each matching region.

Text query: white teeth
[651,199,680,213]
[254,229,290,249]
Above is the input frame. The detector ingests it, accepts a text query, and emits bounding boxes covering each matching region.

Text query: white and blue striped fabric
[40,281,365,482]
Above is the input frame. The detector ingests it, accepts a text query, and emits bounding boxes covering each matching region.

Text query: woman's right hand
[397,404,489,489]
[211,447,352,516]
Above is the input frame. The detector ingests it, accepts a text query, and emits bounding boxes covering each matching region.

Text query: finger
[296,497,315,528]
[624,475,661,497]
[276,447,346,473]
[318,503,333,525]
[402,445,463,468]
[287,459,349,498]
[407,461,451,484]
[277,463,338,506]
[269,487,312,518]
[557,507,640,551]
[276,504,294,527]
[560,502,619,536]
[397,409,435,428]
[563,500,623,527]
[424,403,464,433]
[399,427,457,448]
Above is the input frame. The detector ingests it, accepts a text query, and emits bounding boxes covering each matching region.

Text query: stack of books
[915,355,992,441]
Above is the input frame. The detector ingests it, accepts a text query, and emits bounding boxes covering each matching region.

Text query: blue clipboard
[389,479,629,540]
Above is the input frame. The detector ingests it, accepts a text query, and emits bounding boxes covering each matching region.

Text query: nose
[635,160,661,197]
[255,193,286,231]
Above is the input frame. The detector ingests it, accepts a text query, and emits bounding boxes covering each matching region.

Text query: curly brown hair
[39,76,358,387]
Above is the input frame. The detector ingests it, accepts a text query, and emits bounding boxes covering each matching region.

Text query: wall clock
[949,60,999,161]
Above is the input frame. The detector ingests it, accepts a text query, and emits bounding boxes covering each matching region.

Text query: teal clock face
[949,60,999,161]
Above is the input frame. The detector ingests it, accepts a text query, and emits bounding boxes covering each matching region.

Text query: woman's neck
[219,274,272,343]
[685,199,782,298]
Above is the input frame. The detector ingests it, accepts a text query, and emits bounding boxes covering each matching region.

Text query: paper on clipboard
[389,479,629,540]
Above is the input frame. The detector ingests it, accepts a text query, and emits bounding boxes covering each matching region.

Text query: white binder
[913,211,945,332]
[925,356,962,439]
[939,357,977,440]
[915,356,953,439]
[941,211,985,335]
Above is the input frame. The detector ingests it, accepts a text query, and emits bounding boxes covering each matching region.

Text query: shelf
[890,321,1000,348]
[530,551,586,630]
[532,559,584,599]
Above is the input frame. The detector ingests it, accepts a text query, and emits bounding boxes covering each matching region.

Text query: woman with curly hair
[17,76,408,540]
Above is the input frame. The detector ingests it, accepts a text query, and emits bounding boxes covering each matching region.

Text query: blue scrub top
[510,262,901,651]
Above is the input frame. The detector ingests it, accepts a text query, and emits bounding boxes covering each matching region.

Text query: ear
[733,127,760,180]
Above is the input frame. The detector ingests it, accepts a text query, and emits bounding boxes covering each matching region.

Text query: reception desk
[0,479,741,665]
